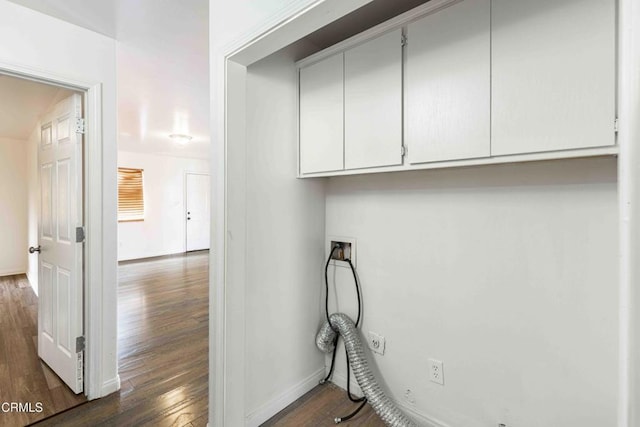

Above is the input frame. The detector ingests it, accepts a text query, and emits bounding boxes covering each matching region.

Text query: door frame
[0,63,108,400]
[210,1,382,425]
[212,0,640,426]
[184,171,210,253]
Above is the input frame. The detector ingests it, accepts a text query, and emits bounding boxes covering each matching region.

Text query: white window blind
[117,168,144,222]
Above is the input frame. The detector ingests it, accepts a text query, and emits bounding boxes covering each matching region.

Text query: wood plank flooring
[0,274,87,427]
[261,383,385,427]
[32,251,209,427]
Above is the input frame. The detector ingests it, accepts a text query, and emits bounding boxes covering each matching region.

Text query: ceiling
[6,0,210,159]
[0,74,74,140]
[3,0,428,158]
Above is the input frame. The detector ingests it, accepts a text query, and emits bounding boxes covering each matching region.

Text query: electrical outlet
[368,332,385,355]
[428,359,444,385]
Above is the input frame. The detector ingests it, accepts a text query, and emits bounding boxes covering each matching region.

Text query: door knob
[29,246,41,254]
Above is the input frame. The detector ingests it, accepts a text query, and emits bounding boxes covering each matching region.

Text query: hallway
[33,251,209,426]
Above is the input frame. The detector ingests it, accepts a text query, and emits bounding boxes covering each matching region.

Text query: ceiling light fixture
[169,133,192,145]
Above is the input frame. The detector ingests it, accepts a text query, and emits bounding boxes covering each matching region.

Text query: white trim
[84,84,114,400]
[212,3,380,425]
[224,0,375,66]
[296,0,461,69]
[245,368,325,427]
[0,63,112,401]
[299,146,619,178]
[100,375,121,396]
[218,0,319,60]
[618,0,640,426]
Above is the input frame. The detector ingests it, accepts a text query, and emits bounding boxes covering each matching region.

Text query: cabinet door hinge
[75,117,86,134]
[614,118,619,133]
[401,34,408,47]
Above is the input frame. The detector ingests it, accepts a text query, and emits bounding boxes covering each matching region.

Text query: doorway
[0,73,88,426]
[186,172,211,252]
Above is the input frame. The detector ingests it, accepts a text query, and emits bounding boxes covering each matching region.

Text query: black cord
[346,258,362,328]
[321,337,339,384]
[336,399,368,423]
[321,244,341,384]
[324,245,340,323]
[345,350,366,403]
[321,247,368,423]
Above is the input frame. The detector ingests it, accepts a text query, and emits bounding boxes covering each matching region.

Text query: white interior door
[186,173,210,252]
[36,93,84,394]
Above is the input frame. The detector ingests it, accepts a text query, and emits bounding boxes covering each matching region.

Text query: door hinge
[76,226,85,243]
[76,336,85,352]
[401,34,408,47]
[75,117,86,134]
[615,117,619,133]
[401,145,407,157]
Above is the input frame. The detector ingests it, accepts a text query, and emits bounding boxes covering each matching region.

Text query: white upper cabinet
[297,0,617,177]
[491,0,616,156]
[299,53,344,174]
[344,29,403,170]
[406,0,490,164]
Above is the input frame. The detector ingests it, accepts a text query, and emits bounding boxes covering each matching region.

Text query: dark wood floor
[0,274,87,427]
[262,383,385,427]
[33,251,209,427]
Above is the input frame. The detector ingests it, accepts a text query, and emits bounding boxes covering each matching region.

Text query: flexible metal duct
[316,313,417,427]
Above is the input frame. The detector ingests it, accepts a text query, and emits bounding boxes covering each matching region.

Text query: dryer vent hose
[316,313,417,427]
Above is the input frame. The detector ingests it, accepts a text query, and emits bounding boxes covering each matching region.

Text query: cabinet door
[344,29,403,170]
[492,0,616,156]
[406,0,490,164]
[299,53,344,174]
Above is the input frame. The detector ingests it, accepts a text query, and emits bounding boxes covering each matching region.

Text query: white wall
[117,151,209,261]
[244,47,326,426]
[0,0,118,398]
[325,158,618,426]
[210,1,377,424]
[0,137,27,276]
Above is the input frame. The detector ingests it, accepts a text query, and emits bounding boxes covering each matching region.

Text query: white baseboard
[330,378,450,427]
[245,368,325,427]
[100,374,121,397]
[0,269,26,277]
[395,400,451,427]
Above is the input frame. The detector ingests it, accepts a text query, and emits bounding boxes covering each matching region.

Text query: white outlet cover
[368,331,385,355]
[428,358,444,385]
